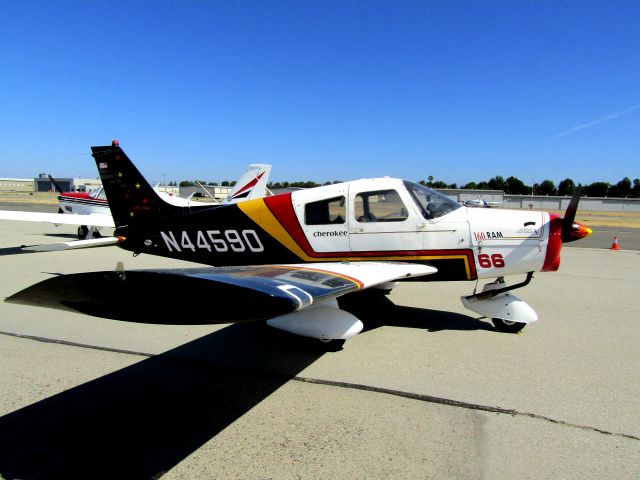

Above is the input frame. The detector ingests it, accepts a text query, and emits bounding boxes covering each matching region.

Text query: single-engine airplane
[6,141,592,347]
[464,198,503,208]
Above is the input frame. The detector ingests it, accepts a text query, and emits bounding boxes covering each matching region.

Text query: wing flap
[283,262,437,289]
[6,262,436,324]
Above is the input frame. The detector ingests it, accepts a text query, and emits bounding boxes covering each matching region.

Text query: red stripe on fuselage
[59,192,92,199]
[59,194,108,204]
[263,194,316,254]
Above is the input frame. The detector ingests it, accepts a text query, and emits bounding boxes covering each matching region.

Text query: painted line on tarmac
[2,329,639,443]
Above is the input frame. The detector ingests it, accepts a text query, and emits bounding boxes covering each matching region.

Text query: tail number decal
[478,253,505,268]
[160,230,264,253]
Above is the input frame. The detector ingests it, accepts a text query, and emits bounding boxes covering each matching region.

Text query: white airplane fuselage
[287,178,557,281]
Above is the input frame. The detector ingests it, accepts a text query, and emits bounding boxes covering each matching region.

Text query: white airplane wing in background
[0,210,115,228]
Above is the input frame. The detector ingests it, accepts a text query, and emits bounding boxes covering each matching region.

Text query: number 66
[478,253,505,268]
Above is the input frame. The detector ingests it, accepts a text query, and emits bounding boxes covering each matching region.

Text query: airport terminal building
[0,175,103,194]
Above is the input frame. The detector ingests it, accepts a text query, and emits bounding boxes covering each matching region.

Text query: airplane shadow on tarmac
[0,233,112,255]
[340,292,492,333]
[0,234,80,256]
[0,297,484,479]
[0,321,328,480]
[43,232,82,239]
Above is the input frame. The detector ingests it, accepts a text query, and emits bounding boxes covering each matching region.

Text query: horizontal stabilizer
[22,236,123,252]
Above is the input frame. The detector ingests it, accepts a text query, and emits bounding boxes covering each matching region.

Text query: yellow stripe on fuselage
[237,198,313,260]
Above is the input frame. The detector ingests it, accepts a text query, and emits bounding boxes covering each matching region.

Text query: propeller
[48,175,66,194]
[561,186,592,243]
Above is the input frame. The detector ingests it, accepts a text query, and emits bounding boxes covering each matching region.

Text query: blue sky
[1,1,638,186]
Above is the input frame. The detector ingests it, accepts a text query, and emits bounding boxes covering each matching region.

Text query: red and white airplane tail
[223,164,272,204]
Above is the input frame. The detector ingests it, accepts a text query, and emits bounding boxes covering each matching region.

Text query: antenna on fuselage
[196,181,220,204]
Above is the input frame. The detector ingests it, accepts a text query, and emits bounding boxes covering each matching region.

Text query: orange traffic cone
[610,237,620,250]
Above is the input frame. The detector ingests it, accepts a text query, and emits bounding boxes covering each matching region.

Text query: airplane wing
[7,262,436,331]
[0,210,115,228]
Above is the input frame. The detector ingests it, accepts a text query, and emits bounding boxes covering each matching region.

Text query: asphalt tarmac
[0,214,639,479]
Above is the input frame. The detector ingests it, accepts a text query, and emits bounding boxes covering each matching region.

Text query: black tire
[77,225,89,239]
[492,318,526,333]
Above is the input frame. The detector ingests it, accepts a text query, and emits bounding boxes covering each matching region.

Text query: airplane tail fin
[223,164,272,204]
[91,141,184,227]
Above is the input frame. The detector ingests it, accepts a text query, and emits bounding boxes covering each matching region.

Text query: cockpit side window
[404,181,460,220]
[305,196,346,225]
[354,189,408,222]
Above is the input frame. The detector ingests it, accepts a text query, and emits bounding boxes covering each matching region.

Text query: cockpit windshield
[404,181,461,220]
[90,187,106,200]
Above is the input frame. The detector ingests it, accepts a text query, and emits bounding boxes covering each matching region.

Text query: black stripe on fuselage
[59,197,108,208]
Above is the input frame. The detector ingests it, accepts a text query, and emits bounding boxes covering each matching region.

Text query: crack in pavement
[2,329,638,443]
[295,377,640,442]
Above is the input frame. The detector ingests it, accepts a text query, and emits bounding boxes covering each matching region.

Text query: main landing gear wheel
[77,225,89,239]
[492,318,526,333]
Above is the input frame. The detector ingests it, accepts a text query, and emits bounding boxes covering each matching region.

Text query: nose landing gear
[461,273,537,333]
[491,318,527,333]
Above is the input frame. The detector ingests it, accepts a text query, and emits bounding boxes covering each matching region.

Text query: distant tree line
[176,176,640,198]
[418,175,640,198]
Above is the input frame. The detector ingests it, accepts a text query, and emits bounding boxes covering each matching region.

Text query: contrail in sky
[552,104,640,139]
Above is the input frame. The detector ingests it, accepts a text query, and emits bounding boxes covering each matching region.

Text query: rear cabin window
[354,189,408,222]
[304,196,346,225]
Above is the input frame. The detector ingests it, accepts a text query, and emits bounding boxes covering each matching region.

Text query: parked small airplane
[6,141,592,347]
[464,198,503,208]
[0,163,272,239]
